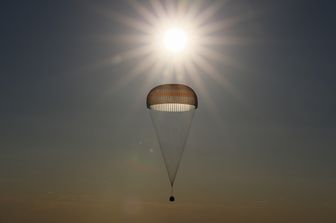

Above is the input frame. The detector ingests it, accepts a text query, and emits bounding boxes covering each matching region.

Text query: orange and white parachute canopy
[146,84,198,112]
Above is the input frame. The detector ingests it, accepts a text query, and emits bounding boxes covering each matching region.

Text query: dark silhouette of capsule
[169,196,175,202]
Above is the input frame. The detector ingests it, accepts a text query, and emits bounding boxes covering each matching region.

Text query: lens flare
[100,0,249,120]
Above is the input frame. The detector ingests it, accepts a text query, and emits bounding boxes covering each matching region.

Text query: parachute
[147,84,198,202]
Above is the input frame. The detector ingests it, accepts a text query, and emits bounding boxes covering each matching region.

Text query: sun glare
[104,0,246,114]
[163,27,187,53]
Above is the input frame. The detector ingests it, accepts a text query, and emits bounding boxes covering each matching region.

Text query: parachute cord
[170,186,174,196]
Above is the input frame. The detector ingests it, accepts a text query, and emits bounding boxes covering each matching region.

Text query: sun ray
[95,5,153,34]
[107,54,158,96]
[198,35,245,47]
[149,58,166,77]
[192,0,227,27]
[129,55,157,78]
[191,53,242,101]
[111,10,153,34]
[198,13,255,36]
[164,0,177,18]
[197,45,246,71]
[101,33,151,45]
[185,60,224,125]
[149,0,167,19]
[128,0,159,26]
[115,45,154,62]
[185,0,206,22]
[177,0,188,16]
[173,60,187,83]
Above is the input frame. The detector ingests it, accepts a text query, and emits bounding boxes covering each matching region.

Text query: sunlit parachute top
[147,84,198,112]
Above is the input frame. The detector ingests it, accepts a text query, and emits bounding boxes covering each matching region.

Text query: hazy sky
[1,0,336,222]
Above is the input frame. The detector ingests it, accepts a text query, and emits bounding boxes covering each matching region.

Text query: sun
[163,27,188,53]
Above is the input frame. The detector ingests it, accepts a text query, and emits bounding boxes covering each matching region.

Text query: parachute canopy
[147,84,198,112]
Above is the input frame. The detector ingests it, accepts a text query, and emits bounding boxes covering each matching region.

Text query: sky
[1,0,336,222]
